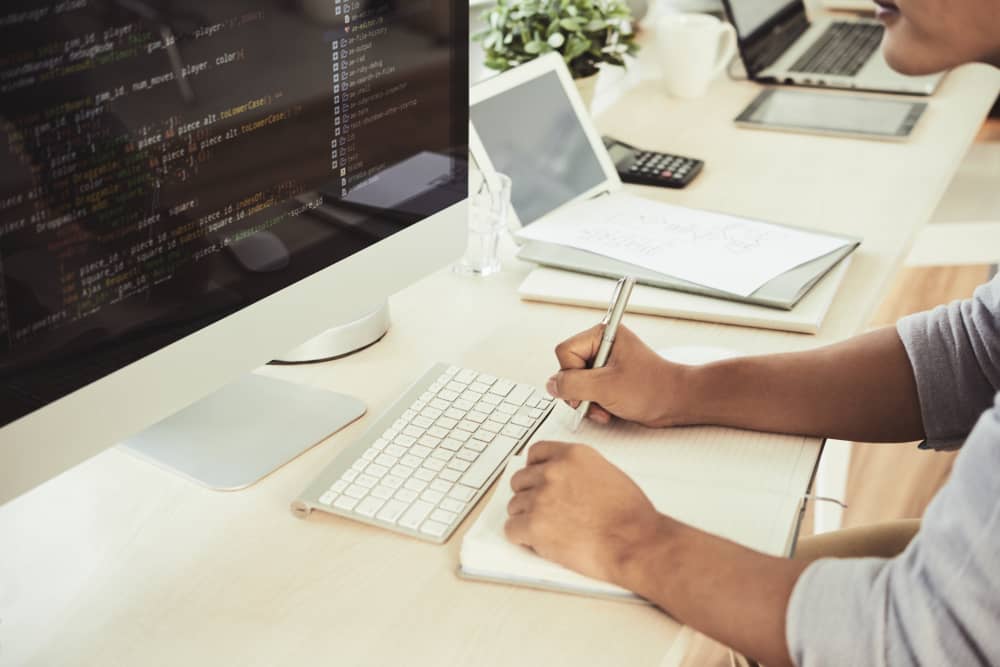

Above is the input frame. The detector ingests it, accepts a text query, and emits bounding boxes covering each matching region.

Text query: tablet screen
[471,71,608,225]
[738,89,925,137]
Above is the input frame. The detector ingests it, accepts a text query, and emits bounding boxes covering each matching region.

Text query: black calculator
[602,136,704,189]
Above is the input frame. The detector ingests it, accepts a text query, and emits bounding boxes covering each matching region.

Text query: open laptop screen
[470,71,606,225]
[728,0,799,36]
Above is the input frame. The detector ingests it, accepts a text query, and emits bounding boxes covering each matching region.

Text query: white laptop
[720,0,943,95]
[468,53,857,310]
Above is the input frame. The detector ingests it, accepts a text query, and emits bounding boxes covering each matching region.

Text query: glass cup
[453,169,512,277]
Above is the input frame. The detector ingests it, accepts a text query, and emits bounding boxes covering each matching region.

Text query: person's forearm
[614,517,809,667]
[680,326,925,442]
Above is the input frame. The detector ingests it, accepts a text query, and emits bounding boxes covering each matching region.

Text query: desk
[2,64,998,666]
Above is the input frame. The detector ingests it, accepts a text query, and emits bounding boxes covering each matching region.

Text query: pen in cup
[572,276,636,432]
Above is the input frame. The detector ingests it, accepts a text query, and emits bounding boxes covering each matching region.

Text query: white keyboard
[293,363,554,543]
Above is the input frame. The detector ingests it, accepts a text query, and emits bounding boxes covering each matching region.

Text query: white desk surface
[2,64,998,667]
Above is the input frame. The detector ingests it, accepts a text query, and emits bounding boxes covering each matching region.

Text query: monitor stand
[121,374,366,490]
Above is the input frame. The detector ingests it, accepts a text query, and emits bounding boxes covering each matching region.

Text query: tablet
[735,88,927,141]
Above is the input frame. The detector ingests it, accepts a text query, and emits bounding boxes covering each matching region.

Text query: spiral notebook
[458,404,819,601]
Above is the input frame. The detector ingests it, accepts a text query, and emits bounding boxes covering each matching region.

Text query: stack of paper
[515,193,852,298]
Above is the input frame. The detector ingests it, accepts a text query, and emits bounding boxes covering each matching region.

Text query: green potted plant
[474,0,639,109]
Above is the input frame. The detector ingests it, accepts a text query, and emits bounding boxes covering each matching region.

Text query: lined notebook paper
[459,404,818,601]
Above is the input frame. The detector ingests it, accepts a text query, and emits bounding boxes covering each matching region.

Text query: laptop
[720,0,943,95]
[468,53,858,310]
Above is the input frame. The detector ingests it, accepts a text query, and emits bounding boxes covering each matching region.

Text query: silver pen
[572,276,636,431]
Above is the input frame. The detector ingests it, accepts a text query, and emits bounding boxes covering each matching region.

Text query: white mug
[655,13,737,99]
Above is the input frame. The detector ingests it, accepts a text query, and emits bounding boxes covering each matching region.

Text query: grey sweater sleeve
[786,277,1000,666]
[896,275,1000,449]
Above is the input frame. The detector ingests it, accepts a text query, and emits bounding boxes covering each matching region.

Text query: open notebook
[459,404,820,601]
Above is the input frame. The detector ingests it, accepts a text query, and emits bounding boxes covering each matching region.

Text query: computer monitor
[0,0,468,504]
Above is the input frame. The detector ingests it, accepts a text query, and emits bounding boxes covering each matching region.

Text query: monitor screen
[470,70,607,226]
[0,1,467,427]
[727,0,799,37]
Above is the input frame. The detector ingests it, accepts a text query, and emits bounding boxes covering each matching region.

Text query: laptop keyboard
[790,22,883,76]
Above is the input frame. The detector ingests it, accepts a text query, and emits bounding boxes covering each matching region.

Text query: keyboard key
[413,416,433,429]
[438,389,459,401]
[361,447,378,461]
[319,491,336,506]
[480,393,502,406]
[375,453,398,468]
[421,407,442,419]
[385,444,407,458]
[444,365,459,376]
[436,417,458,430]
[446,381,467,393]
[365,463,388,478]
[356,496,386,517]
[472,429,495,443]
[401,454,422,468]
[457,420,479,433]
[420,520,448,537]
[490,410,511,424]
[341,469,359,482]
[430,398,450,410]
[466,439,488,452]
[455,369,478,383]
[377,500,408,523]
[527,408,543,419]
[412,400,426,412]
[428,426,450,439]
[428,382,444,393]
[456,448,479,462]
[391,464,415,479]
[331,480,349,493]
[418,434,441,448]
[356,474,377,488]
[431,449,452,461]
[507,385,534,405]
[481,420,503,434]
[431,508,457,524]
[449,485,476,502]
[402,409,417,422]
[454,398,475,411]
[334,495,359,511]
[440,498,466,514]
[501,424,527,439]
[490,380,514,396]
[477,373,497,385]
[469,382,490,394]
[496,402,517,415]
[444,408,466,420]
[461,390,484,403]
[466,410,489,424]
[424,458,446,471]
[447,459,470,472]
[352,459,368,471]
[512,415,534,428]
[410,445,432,458]
[345,484,367,499]
[382,474,404,489]
[439,468,461,482]
[371,485,394,500]
[430,479,453,493]
[460,434,518,488]
[386,434,419,449]
[372,438,389,450]
[395,488,419,503]
[399,501,435,530]
[414,468,436,482]
[440,438,462,451]
[404,478,428,492]
[450,430,471,443]
[421,489,444,504]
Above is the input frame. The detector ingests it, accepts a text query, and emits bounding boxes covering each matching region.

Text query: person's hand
[504,441,668,585]
[546,324,690,427]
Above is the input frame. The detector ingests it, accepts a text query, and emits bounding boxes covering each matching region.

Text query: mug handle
[711,23,738,80]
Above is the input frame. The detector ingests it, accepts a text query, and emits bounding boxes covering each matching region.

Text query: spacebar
[461,434,520,489]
